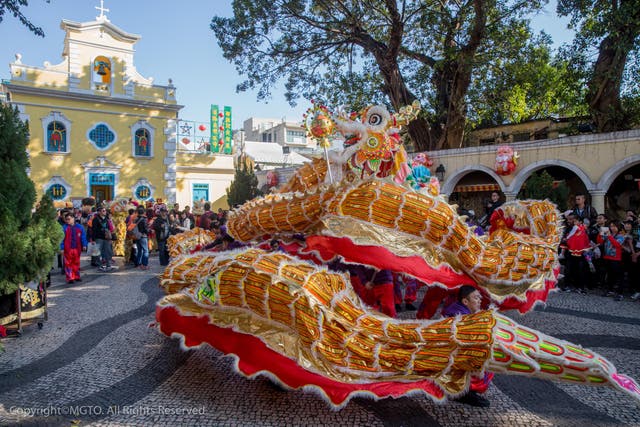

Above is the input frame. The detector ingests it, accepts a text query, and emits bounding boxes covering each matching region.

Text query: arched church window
[131,121,154,158]
[46,121,67,152]
[135,184,152,201]
[135,128,151,156]
[88,123,116,150]
[46,183,67,200]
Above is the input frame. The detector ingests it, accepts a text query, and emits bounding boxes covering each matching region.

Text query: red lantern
[198,124,206,131]
[219,113,224,118]
[181,137,190,145]
[218,139,223,146]
[219,126,224,131]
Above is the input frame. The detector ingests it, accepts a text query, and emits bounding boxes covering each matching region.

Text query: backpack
[127,218,143,240]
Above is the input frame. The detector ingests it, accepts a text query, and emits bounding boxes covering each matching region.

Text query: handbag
[87,241,101,257]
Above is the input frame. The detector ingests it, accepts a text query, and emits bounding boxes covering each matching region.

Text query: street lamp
[435,164,446,181]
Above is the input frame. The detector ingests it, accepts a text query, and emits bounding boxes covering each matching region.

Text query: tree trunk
[430,58,475,150]
[587,35,630,132]
[377,56,434,151]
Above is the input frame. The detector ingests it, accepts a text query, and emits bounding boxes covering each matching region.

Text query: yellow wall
[17,93,175,199]
[6,17,181,204]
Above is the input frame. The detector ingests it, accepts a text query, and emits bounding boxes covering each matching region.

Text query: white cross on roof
[95,0,110,21]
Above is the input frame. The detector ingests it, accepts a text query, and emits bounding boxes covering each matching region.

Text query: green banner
[210,105,220,153]
[223,106,233,154]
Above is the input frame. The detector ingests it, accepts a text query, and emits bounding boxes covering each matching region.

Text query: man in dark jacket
[153,207,171,266]
[134,206,150,270]
[90,206,115,271]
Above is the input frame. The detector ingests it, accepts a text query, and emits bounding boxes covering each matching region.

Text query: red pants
[64,248,81,282]
[394,280,417,304]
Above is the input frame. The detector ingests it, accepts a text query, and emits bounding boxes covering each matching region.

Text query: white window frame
[41,111,72,154]
[43,176,72,201]
[131,178,155,201]
[131,120,155,158]
[87,122,118,151]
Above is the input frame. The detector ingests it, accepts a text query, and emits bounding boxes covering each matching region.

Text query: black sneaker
[405,303,417,311]
[454,391,491,407]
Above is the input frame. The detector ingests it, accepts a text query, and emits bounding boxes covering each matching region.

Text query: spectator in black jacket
[135,206,150,270]
[153,207,171,266]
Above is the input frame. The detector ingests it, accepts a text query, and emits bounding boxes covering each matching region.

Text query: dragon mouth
[343,135,359,147]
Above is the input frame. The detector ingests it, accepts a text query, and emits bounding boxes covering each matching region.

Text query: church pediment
[61,19,141,45]
[82,156,122,170]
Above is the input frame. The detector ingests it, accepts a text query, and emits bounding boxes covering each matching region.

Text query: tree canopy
[226,155,262,208]
[0,104,62,294]
[212,0,548,151]
[557,0,640,131]
[0,0,48,37]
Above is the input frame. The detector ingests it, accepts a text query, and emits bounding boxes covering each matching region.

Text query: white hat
[467,210,475,217]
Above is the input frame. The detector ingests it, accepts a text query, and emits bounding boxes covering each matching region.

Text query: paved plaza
[1,256,639,427]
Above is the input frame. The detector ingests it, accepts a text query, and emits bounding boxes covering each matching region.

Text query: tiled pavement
[1,257,639,426]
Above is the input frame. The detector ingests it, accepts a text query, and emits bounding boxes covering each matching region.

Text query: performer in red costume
[60,212,87,284]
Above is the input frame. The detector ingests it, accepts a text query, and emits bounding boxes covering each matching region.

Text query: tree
[557,0,640,132]
[467,31,588,128]
[212,0,545,151]
[518,170,569,209]
[226,155,262,208]
[0,103,62,295]
[0,0,49,37]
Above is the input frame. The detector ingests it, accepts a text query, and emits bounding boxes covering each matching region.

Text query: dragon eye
[367,137,379,148]
[368,113,383,126]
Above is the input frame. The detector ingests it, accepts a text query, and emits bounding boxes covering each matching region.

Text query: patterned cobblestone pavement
[1,256,639,426]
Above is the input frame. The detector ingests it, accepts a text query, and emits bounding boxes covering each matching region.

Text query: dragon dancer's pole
[323,144,333,184]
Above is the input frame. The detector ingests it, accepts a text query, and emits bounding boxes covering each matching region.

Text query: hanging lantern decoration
[304,101,337,182]
[218,138,224,146]
[304,102,335,149]
[181,137,191,145]
[198,124,206,131]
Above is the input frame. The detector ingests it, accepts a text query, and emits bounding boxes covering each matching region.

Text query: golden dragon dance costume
[156,101,640,408]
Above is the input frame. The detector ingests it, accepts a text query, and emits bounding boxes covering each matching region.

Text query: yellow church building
[1,11,182,206]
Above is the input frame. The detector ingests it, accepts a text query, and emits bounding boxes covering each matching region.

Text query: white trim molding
[81,156,122,197]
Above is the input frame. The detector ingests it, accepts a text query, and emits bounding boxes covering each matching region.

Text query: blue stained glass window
[135,128,151,156]
[47,184,67,200]
[135,185,151,200]
[47,121,67,152]
[89,124,115,149]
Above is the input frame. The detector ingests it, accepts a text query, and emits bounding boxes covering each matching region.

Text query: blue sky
[0,0,572,129]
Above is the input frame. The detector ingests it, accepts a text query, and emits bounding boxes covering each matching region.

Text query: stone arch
[441,164,506,195]
[597,154,640,192]
[507,160,595,194]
